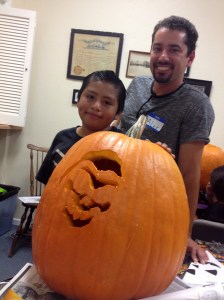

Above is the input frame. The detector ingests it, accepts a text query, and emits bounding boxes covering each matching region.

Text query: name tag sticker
[146,113,165,132]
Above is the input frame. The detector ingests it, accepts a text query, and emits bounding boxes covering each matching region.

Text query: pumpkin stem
[126,115,147,139]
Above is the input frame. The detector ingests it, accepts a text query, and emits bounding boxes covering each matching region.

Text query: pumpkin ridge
[132,148,160,297]
[134,146,188,297]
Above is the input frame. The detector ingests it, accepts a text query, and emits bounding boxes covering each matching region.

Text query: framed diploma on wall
[67,29,123,80]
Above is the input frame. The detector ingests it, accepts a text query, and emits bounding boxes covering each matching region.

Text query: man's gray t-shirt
[121,76,215,159]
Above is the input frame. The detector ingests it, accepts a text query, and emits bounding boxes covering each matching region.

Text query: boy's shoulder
[110,126,124,134]
[56,127,77,135]
[52,127,79,145]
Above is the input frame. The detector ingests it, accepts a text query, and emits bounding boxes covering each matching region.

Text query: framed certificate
[67,29,123,80]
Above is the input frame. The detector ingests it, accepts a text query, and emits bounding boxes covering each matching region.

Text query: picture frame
[184,78,212,97]
[72,89,79,104]
[67,29,124,80]
[184,67,190,77]
[126,50,151,78]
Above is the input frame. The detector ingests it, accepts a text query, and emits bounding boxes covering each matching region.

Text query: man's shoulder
[127,76,153,99]
[182,83,210,101]
[177,84,214,111]
[130,75,153,87]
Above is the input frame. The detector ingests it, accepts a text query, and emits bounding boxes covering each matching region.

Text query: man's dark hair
[78,70,126,114]
[151,15,199,56]
[210,165,224,202]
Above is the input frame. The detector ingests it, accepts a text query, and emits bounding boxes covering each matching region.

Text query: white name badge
[146,113,165,132]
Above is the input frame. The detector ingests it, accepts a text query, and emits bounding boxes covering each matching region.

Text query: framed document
[184,67,190,77]
[126,50,151,78]
[72,89,79,104]
[67,29,123,80]
[184,78,212,97]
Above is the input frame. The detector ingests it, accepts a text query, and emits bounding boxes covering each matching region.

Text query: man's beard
[152,70,172,83]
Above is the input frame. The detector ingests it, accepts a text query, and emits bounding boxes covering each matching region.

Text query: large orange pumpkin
[200,143,224,191]
[32,131,189,300]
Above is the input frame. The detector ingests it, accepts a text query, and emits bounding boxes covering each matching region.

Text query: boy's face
[77,80,119,132]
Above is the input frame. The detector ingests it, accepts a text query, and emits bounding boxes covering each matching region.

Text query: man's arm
[178,142,204,230]
[178,141,208,263]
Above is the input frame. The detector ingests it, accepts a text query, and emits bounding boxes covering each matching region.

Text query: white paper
[18,196,41,204]
[0,263,67,299]
[142,284,224,300]
[162,276,191,293]
[182,251,224,286]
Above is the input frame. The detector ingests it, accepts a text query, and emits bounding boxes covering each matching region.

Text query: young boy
[36,70,173,185]
[36,70,126,185]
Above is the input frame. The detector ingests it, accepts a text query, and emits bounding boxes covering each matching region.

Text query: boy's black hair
[210,165,224,202]
[77,70,126,114]
[151,15,199,56]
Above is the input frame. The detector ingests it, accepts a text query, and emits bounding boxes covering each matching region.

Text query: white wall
[0,0,223,218]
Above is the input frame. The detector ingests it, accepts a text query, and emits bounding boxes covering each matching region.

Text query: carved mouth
[64,155,122,227]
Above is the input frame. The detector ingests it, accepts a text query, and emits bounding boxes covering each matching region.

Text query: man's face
[150,28,195,85]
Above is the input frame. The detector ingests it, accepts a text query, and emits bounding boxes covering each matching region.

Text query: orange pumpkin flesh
[32,131,189,300]
[3,289,23,300]
[200,144,224,191]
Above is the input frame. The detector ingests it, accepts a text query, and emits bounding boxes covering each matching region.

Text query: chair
[8,144,48,257]
[192,219,224,243]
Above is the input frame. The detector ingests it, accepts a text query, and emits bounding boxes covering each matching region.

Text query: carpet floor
[0,225,33,282]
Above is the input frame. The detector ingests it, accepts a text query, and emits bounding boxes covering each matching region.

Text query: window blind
[0,7,36,127]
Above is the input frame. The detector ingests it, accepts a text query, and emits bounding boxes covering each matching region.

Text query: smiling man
[120,16,215,264]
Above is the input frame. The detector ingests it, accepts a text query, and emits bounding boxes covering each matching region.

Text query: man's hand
[187,237,209,264]
[156,142,175,159]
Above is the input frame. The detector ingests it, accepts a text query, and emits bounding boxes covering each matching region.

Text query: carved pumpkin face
[200,144,224,191]
[32,131,189,300]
